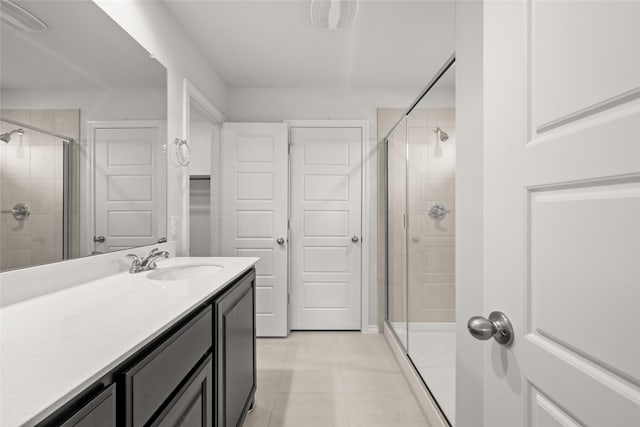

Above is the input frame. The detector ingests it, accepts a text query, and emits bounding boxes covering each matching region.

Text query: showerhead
[0,128,24,143]
[434,127,449,142]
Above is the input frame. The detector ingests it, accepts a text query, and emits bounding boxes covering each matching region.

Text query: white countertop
[0,257,258,427]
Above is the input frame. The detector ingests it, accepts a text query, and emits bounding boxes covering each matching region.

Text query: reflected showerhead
[0,128,24,143]
[434,127,449,142]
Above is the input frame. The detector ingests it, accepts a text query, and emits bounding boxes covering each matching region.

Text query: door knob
[467,311,514,346]
[427,202,451,221]
[351,236,359,243]
[94,235,106,243]
[276,237,285,245]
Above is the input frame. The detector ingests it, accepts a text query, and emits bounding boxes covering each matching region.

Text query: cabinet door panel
[154,355,213,427]
[215,270,256,427]
[60,384,116,427]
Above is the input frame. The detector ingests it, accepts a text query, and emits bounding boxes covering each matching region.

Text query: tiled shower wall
[378,108,456,324]
[0,110,80,271]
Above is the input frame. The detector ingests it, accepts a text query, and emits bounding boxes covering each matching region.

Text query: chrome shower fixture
[0,128,24,143]
[434,127,449,142]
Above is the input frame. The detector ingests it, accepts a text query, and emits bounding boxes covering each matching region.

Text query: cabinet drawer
[123,306,212,427]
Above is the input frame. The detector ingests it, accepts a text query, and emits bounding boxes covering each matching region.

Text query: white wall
[94,0,229,256]
[0,88,166,121]
[188,120,215,176]
[228,87,454,126]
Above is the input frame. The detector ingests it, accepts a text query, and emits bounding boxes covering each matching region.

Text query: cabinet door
[60,384,116,427]
[215,270,256,427]
[152,355,213,427]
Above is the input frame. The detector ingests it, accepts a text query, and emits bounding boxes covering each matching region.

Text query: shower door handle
[467,311,514,346]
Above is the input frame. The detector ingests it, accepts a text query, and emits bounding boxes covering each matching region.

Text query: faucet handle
[148,248,158,255]
[126,254,142,273]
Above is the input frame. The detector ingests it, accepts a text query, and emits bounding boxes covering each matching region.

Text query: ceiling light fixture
[310,0,359,30]
[0,0,48,32]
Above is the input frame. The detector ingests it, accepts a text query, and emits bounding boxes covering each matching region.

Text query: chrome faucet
[126,248,170,273]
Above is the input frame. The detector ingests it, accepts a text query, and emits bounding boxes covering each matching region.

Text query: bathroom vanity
[0,257,258,427]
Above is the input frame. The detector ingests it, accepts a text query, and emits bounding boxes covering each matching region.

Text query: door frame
[285,120,375,333]
[182,79,226,256]
[85,120,165,256]
[455,1,484,425]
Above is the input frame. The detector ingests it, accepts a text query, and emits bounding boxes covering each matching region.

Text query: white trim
[284,120,374,333]
[85,120,165,257]
[182,79,226,256]
[365,325,380,334]
[383,323,449,427]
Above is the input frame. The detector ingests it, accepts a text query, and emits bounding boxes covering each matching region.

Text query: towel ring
[174,138,191,167]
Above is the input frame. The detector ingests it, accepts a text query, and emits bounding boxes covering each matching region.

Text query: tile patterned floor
[244,332,431,427]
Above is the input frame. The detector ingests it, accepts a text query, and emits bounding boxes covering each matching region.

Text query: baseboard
[362,324,380,334]
[383,323,449,427]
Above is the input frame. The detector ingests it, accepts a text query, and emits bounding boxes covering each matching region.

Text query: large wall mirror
[0,0,168,272]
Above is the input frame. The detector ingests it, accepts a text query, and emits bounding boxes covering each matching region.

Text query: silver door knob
[276,237,285,245]
[351,236,359,243]
[94,235,106,243]
[427,202,451,221]
[467,311,514,346]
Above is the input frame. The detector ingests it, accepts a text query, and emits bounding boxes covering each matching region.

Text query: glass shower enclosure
[383,56,456,425]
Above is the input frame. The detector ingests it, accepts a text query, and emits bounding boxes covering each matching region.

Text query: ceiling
[163,0,456,90]
[0,0,166,91]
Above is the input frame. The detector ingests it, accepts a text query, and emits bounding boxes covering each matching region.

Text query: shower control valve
[427,202,450,221]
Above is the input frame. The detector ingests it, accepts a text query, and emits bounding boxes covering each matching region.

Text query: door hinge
[287,293,290,305]
[288,219,290,229]
[288,142,292,155]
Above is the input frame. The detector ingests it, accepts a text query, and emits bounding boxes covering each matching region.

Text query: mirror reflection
[0,0,167,271]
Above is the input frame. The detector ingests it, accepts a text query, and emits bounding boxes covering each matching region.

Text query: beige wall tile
[1,247,32,270]
[31,145,56,180]
[423,284,456,309]
[30,180,57,215]
[30,214,57,250]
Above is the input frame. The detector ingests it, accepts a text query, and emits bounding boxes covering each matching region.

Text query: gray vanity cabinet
[38,268,256,427]
[59,385,116,427]
[214,271,256,427]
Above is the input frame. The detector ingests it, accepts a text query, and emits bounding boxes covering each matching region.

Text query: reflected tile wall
[0,110,79,271]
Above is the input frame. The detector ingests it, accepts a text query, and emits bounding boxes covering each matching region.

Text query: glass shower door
[406,100,457,424]
[385,118,408,349]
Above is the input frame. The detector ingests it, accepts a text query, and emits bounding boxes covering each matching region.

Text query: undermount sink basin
[146,264,224,281]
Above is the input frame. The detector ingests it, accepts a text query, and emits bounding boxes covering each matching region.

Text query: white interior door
[463,2,640,425]
[290,127,362,330]
[221,123,288,337]
[92,123,165,253]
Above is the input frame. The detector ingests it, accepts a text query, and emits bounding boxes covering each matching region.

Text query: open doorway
[183,79,225,256]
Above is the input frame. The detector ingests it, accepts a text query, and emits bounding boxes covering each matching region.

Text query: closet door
[221,123,288,337]
[289,127,362,330]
